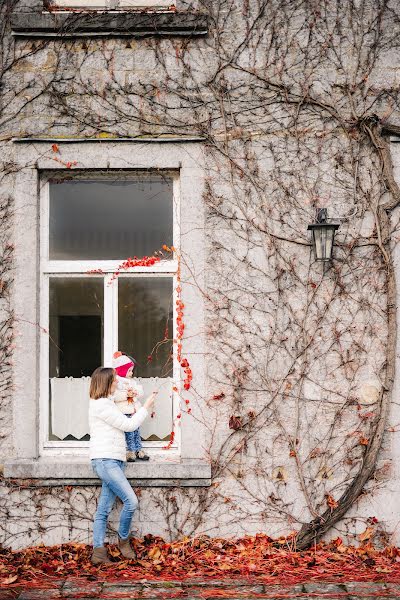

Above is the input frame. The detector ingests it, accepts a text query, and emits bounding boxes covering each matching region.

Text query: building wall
[2,0,400,549]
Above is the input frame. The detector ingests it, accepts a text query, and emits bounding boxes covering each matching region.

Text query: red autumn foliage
[86,268,105,274]
[229,415,243,430]
[326,494,339,511]
[163,429,175,450]
[110,256,161,282]
[2,534,400,588]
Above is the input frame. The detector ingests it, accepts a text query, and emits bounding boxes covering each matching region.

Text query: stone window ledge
[3,457,211,487]
[11,11,208,38]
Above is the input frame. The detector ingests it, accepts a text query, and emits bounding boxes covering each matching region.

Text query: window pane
[49,277,103,441]
[118,277,173,379]
[49,177,173,260]
[118,277,174,442]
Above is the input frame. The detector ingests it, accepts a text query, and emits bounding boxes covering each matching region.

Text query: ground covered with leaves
[1,535,400,588]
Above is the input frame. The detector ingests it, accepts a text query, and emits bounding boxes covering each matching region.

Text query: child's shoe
[126,451,136,462]
[135,450,150,461]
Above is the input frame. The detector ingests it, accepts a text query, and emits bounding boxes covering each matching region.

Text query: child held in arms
[113,351,150,462]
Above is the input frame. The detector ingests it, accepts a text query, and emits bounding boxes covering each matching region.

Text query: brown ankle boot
[118,535,137,560]
[91,546,113,565]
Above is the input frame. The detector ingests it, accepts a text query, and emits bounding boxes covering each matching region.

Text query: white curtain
[50,377,173,441]
[138,378,173,441]
[51,376,91,440]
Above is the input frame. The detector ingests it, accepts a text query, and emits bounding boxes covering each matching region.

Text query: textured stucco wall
[2,0,400,550]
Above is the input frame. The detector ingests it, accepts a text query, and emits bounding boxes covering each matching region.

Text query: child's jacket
[113,375,144,415]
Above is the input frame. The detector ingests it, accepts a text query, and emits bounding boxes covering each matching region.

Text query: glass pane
[118,277,174,442]
[49,177,173,260]
[49,277,103,441]
[118,277,173,378]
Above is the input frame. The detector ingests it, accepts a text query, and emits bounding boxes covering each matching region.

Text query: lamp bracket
[316,208,328,223]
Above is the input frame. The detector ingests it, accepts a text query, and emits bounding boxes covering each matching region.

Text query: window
[40,173,180,453]
[46,0,175,9]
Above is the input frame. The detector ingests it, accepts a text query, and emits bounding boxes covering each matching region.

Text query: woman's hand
[144,392,157,412]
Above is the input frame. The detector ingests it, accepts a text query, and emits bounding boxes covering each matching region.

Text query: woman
[89,367,155,565]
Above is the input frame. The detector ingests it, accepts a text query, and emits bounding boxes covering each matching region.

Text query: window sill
[3,457,211,487]
[11,11,208,38]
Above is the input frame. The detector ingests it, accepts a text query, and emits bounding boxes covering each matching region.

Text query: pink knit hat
[113,351,134,378]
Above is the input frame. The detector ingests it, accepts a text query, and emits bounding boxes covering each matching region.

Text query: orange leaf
[359,526,375,542]
[1,574,18,584]
[148,546,162,560]
[326,494,338,510]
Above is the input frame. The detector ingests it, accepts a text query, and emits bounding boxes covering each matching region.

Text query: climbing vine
[1,0,400,551]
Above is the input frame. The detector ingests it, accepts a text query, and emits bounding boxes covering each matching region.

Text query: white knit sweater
[114,376,144,415]
[89,397,148,461]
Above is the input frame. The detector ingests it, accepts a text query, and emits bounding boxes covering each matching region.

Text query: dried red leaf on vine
[326,494,339,511]
[229,415,243,430]
[86,268,104,274]
[368,516,379,524]
[309,447,322,459]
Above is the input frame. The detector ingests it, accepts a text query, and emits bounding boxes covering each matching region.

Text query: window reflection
[118,277,173,378]
[49,177,173,260]
[49,277,103,441]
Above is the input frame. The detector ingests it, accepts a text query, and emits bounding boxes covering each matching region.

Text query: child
[113,351,150,462]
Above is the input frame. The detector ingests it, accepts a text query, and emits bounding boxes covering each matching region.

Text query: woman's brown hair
[90,367,115,400]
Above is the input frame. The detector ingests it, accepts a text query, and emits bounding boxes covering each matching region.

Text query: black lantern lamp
[307,208,339,262]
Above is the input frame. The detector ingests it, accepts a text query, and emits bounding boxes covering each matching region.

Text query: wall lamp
[307,208,339,263]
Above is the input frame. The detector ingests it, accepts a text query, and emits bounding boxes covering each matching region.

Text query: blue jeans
[91,458,138,548]
[125,416,142,452]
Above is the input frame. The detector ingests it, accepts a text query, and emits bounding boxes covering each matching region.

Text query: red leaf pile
[2,534,400,588]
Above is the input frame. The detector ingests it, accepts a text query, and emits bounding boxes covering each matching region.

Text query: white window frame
[39,172,181,456]
[47,0,175,10]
